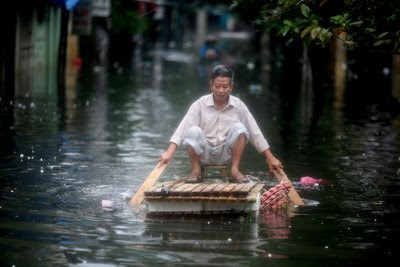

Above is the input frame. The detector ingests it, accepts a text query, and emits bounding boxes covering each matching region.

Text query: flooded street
[1,49,400,266]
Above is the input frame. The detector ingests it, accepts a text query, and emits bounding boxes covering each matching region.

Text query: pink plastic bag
[300,176,331,186]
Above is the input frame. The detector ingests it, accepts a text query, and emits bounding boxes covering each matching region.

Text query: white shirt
[170,93,270,153]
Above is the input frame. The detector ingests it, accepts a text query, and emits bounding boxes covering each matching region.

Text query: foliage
[110,0,148,35]
[231,0,400,54]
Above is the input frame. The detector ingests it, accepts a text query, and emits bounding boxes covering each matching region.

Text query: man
[159,65,283,183]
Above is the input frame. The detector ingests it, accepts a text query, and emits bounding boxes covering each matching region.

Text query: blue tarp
[50,0,80,10]
[65,0,80,10]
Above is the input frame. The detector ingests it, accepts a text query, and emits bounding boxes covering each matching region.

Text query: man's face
[210,77,232,101]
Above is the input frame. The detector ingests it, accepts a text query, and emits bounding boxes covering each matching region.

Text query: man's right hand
[159,143,178,164]
[263,149,284,175]
[159,151,173,164]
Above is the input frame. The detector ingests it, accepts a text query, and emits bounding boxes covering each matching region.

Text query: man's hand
[160,151,173,164]
[159,143,178,164]
[263,149,284,175]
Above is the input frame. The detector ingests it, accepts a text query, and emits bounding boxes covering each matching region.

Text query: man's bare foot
[230,171,249,183]
[185,171,201,183]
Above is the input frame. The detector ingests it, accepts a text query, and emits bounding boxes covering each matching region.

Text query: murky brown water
[0,51,399,266]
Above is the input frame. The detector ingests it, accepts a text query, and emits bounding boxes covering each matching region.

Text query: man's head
[210,65,234,101]
[210,65,234,85]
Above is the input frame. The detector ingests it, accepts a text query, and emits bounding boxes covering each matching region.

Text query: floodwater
[1,49,400,266]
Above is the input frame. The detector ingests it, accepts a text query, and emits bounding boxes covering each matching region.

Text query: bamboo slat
[171,183,193,193]
[236,183,256,195]
[144,184,166,196]
[199,183,221,195]
[209,183,231,195]
[144,180,265,201]
[179,183,203,195]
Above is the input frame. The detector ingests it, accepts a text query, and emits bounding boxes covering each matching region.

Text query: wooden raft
[143,181,265,215]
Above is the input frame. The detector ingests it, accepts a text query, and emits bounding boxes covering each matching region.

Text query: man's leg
[187,145,201,179]
[223,123,249,182]
[183,126,208,181]
[230,133,246,180]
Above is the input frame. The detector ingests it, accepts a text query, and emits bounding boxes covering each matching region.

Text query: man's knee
[231,122,246,132]
[183,126,206,156]
[226,123,249,148]
[185,126,203,139]
[228,123,249,139]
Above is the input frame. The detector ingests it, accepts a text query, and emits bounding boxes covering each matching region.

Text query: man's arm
[237,101,283,173]
[160,142,178,164]
[263,149,284,174]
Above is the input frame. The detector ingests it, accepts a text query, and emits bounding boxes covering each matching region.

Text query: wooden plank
[147,184,163,192]
[168,182,186,191]
[189,183,223,201]
[145,181,181,196]
[130,162,168,206]
[145,195,249,202]
[180,183,203,195]
[144,183,165,196]
[225,184,247,201]
[144,182,265,201]
[170,183,193,193]
[199,183,222,196]
[190,183,212,195]
[219,183,238,196]
[209,183,231,196]
[228,183,246,196]
[156,182,186,196]
[145,198,259,215]
[235,183,256,196]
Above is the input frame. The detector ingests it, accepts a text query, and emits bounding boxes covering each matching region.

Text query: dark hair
[211,65,234,84]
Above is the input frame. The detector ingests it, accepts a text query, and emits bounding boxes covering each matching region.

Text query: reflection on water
[0,48,399,265]
[140,218,263,265]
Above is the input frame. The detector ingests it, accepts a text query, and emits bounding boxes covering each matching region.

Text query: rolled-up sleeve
[169,101,200,146]
[240,105,270,153]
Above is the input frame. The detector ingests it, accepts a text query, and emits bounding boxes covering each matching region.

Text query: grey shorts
[182,123,249,165]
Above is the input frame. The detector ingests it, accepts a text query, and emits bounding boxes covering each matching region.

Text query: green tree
[111,0,148,34]
[232,0,400,54]
[108,0,150,68]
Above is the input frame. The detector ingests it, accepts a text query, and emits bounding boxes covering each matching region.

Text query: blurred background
[1,0,400,127]
[0,0,399,266]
